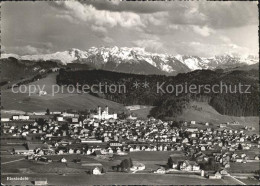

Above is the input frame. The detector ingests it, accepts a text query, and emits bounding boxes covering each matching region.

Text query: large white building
[92,106,117,120]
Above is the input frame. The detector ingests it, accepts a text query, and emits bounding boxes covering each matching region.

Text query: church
[92,106,117,120]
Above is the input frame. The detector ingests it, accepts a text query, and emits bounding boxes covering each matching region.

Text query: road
[224,175,246,185]
[1,158,25,165]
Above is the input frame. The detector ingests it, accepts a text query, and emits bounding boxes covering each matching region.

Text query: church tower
[105,106,109,115]
[98,106,101,116]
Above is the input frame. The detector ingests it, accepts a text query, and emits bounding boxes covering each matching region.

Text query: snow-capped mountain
[2,46,258,75]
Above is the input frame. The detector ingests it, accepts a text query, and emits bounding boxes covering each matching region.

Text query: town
[1,106,260,185]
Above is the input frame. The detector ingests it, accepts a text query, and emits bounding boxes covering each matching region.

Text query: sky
[1,1,259,57]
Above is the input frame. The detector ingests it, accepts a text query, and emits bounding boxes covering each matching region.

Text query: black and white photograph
[0,0,259,185]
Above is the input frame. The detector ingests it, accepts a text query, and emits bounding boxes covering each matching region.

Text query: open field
[237,178,260,185]
[229,162,260,173]
[1,149,258,185]
[176,101,259,131]
[128,151,185,161]
[1,173,238,185]
[2,73,125,112]
[126,105,154,119]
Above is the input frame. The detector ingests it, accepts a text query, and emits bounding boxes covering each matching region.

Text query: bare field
[1,173,232,185]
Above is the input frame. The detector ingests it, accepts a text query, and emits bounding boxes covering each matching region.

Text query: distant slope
[1,73,124,112]
[0,57,60,83]
[0,57,95,85]
[176,101,258,128]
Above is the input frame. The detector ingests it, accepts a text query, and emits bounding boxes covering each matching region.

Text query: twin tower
[93,106,117,120]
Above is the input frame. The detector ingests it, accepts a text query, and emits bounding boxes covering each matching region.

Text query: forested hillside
[56,69,258,118]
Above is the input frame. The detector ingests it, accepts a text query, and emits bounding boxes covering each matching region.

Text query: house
[60,157,67,163]
[12,115,19,120]
[208,171,222,179]
[68,149,74,154]
[180,160,192,171]
[39,91,47,96]
[129,147,134,152]
[220,169,228,175]
[110,141,122,147]
[72,117,79,123]
[86,149,92,155]
[201,170,205,177]
[236,158,243,163]
[192,163,200,171]
[154,167,166,174]
[130,162,145,171]
[191,121,196,125]
[37,150,44,155]
[219,124,227,128]
[172,162,178,169]
[223,162,230,168]
[1,118,10,122]
[127,114,137,120]
[57,117,64,122]
[185,128,198,132]
[92,167,102,175]
[34,178,48,185]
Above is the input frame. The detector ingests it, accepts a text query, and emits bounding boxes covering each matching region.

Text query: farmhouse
[154,167,166,174]
[92,167,102,175]
[208,172,222,179]
[219,123,227,128]
[185,128,198,132]
[60,157,67,163]
[34,178,48,185]
[190,121,196,125]
[1,118,10,122]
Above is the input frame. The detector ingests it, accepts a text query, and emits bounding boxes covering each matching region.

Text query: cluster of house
[2,109,260,177]
[171,160,200,171]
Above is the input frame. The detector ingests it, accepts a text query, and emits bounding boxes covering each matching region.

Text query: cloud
[51,1,145,29]
[3,1,258,57]
[219,36,231,43]
[5,45,51,55]
[172,41,253,57]
[199,1,258,28]
[103,36,114,43]
[142,11,168,26]
[132,39,164,53]
[91,25,107,34]
[192,26,214,37]
[82,0,170,14]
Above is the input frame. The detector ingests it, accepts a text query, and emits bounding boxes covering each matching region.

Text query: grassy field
[2,73,125,112]
[111,151,187,171]
[128,151,185,161]
[176,101,259,131]
[127,105,154,119]
[229,162,260,173]
[237,178,260,185]
[1,173,234,185]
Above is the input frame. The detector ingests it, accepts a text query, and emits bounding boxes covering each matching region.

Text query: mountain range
[2,46,258,75]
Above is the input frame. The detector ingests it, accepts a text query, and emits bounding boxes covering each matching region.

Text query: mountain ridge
[2,46,258,75]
